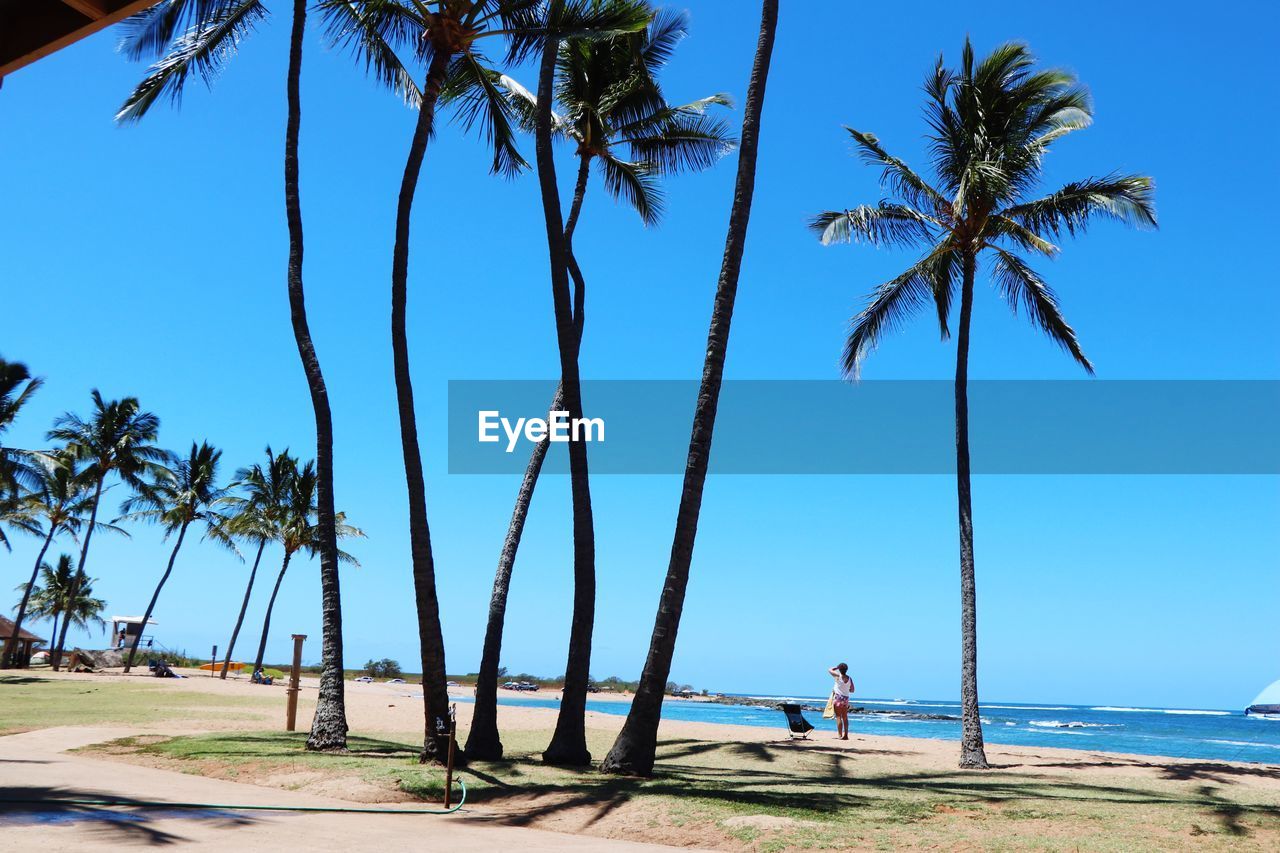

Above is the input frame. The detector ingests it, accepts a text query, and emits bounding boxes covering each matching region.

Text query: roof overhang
[0,0,161,80]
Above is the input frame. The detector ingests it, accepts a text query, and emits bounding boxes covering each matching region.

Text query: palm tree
[807,41,1155,768]
[219,447,294,679]
[121,441,234,673]
[0,357,44,550]
[251,459,363,676]
[466,7,734,762]
[25,554,108,654]
[47,391,165,670]
[117,0,351,750]
[600,0,778,777]
[3,453,123,669]
[323,0,647,764]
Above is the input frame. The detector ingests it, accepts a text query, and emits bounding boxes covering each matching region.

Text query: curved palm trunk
[601,0,778,776]
[955,251,989,769]
[124,521,190,673]
[466,156,591,761]
[52,477,103,671]
[2,523,57,668]
[221,539,266,679]
[391,49,454,764]
[534,42,596,768]
[253,551,294,676]
[276,0,346,751]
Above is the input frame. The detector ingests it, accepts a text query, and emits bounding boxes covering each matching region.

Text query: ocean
[462,693,1280,765]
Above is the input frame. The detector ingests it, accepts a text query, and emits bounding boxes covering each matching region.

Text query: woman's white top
[832,675,852,698]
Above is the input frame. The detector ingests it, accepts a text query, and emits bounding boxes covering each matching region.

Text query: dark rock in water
[1246,704,1280,716]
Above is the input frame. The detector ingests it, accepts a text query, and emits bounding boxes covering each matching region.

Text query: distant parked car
[501,681,519,690]
[516,681,539,692]
[355,676,373,683]
[446,680,459,687]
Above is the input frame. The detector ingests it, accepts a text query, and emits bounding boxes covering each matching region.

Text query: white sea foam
[1029,720,1116,729]
[984,705,1074,711]
[1091,706,1229,716]
[1207,739,1280,750]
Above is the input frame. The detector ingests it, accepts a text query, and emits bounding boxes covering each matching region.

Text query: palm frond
[809,202,937,249]
[1000,174,1157,237]
[622,110,734,175]
[845,127,948,214]
[990,247,1093,373]
[318,0,424,106]
[598,150,663,226]
[116,0,266,123]
[117,0,249,61]
[442,52,529,177]
[842,242,959,377]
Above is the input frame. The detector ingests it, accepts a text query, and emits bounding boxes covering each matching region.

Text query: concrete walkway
[0,727,688,851]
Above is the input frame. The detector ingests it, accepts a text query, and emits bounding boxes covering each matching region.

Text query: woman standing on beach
[829,663,854,740]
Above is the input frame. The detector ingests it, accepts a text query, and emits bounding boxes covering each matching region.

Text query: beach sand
[6,669,1278,850]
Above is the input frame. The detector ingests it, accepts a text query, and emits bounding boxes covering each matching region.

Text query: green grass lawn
[0,675,275,734]
[91,727,1280,852]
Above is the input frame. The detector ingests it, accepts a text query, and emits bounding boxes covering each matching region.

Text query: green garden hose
[0,778,466,815]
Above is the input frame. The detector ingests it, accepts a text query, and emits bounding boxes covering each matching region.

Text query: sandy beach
[3,668,1278,850]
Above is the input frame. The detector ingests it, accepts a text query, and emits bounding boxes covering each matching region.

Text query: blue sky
[2,1,1277,710]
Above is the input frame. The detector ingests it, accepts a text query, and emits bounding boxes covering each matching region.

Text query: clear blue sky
[2,1,1277,710]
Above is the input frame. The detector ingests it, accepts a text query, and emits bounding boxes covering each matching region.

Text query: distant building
[0,615,47,668]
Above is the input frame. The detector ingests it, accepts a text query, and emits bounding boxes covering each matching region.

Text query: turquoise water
[461,694,1280,765]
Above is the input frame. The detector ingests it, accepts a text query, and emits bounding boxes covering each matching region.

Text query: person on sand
[828,663,854,740]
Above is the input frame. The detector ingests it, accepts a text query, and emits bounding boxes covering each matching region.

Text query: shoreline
[20,668,1274,775]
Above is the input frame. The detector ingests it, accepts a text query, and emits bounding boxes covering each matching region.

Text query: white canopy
[110,616,158,625]
[1248,678,1280,708]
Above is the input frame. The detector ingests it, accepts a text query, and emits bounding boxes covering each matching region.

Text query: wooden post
[444,703,457,808]
[285,634,306,731]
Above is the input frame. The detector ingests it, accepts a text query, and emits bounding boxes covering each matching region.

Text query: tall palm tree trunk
[221,539,266,679]
[534,39,596,768]
[466,156,590,761]
[2,523,57,668]
[52,478,102,671]
[391,49,454,764]
[955,251,988,769]
[602,0,778,777]
[253,551,294,676]
[277,0,346,751]
[124,521,190,673]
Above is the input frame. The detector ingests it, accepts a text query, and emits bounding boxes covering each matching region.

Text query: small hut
[0,616,47,668]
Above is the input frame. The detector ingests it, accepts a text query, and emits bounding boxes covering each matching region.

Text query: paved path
[0,727,687,851]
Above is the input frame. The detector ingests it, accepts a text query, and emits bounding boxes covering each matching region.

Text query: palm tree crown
[811,39,1156,376]
[121,441,234,545]
[225,445,296,546]
[48,391,167,490]
[0,357,44,547]
[26,554,107,636]
[505,7,735,224]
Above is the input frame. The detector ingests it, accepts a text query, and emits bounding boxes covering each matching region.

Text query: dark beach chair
[779,703,814,739]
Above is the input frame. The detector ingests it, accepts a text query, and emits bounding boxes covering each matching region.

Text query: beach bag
[822,692,836,719]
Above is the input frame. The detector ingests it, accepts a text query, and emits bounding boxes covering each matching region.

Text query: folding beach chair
[779,703,815,739]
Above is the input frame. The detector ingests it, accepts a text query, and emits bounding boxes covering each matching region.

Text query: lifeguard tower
[111,616,157,651]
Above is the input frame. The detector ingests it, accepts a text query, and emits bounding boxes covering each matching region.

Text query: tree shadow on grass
[457,743,1280,840]
[0,785,257,846]
[1027,756,1280,786]
[0,676,51,686]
